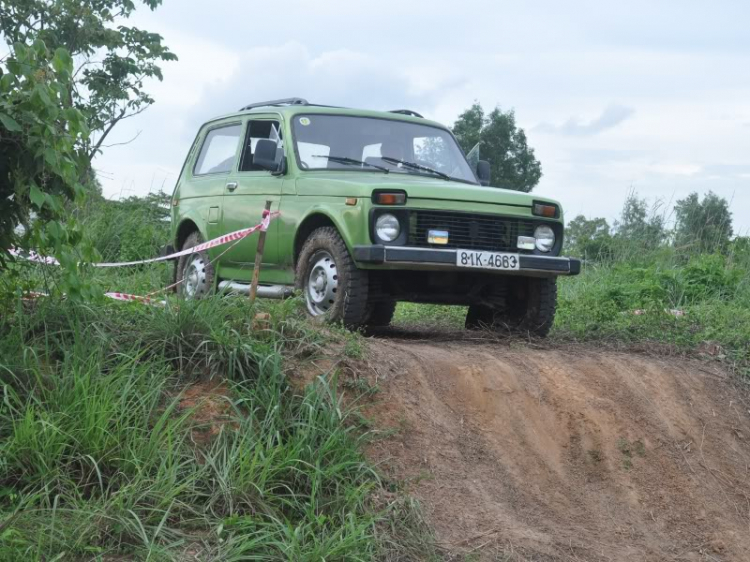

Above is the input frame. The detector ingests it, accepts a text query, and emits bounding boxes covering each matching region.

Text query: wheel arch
[293,211,349,267]
[175,217,203,251]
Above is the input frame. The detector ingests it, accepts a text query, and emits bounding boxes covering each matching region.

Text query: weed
[588,449,603,464]
[344,376,380,397]
[617,437,645,470]
[617,438,632,458]
[0,296,422,560]
[633,439,647,457]
[343,330,367,359]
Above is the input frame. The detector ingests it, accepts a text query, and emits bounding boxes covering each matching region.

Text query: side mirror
[253,139,280,172]
[476,160,491,186]
[271,156,287,177]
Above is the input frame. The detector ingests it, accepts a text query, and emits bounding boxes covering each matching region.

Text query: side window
[193,124,242,176]
[239,120,283,172]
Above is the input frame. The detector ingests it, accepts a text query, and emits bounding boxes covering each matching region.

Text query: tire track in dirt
[364,338,750,561]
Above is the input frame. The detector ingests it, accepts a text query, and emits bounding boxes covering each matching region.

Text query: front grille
[407,210,536,252]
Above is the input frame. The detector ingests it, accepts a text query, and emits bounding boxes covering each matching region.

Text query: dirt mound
[365,337,750,561]
[176,380,235,444]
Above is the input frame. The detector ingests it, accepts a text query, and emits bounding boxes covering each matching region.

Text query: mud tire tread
[295,227,370,328]
[367,299,398,327]
[465,277,557,338]
[176,231,216,299]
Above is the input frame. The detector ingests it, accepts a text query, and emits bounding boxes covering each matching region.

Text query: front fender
[288,198,370,263]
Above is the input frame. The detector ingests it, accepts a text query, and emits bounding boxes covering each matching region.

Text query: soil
[362,332,750,561]
[176,379,235,444]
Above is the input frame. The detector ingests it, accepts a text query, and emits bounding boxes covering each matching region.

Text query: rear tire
[295,227,369,328]
[465,277,557,337]
[366,299,397,327]
[176,231,216,299]
[465,304,494,330]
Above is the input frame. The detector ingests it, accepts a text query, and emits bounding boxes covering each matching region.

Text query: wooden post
[249,200,272,305]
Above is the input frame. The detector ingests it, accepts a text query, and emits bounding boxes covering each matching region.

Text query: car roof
[203,103,448,131]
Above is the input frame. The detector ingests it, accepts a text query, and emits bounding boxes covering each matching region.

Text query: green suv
[170,98,580,335]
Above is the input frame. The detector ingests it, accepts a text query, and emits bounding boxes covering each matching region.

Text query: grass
[4,189,748,560]
[0,295,435,560]
[392,303,466,330]
[392,248,750,378]
[4,249,747,560]
[554,250,750,375]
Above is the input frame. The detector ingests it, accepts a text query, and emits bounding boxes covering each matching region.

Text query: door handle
[226,181,238,192]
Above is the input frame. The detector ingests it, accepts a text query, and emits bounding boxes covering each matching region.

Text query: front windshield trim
[290,112,479,185]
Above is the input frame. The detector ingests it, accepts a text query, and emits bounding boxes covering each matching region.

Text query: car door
[184,121,243,248]
[219,117,287,283]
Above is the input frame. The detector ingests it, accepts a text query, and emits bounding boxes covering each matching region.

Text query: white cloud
[91,0,750,234]
[536,105,635,136]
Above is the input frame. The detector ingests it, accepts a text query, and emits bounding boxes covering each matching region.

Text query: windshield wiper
[312,155,390,173]
[380,157,451,180]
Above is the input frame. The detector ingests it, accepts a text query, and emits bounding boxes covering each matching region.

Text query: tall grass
[555,246,750,373]
[0,297,431,560]
[393,245,750,376]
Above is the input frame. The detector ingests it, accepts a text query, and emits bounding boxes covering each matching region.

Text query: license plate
[456,249,520,271]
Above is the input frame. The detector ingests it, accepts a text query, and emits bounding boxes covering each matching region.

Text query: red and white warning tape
[8,248,60,265]
[14,210,280,306]
[104,292,167,306]
[10,210,279,268]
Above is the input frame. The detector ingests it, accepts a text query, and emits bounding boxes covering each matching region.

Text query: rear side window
[193,124,242,175]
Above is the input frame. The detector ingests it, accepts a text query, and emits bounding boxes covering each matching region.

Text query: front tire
[176,232,215,299]
[465,277,557,337]
[295,227,369,328]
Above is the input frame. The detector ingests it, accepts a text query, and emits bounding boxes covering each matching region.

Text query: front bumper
[353,245,581,276]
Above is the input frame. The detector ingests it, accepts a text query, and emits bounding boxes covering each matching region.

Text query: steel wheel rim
[305,250,338,316]
[184,254,207,298]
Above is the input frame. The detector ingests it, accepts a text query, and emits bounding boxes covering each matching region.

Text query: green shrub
[681,254,741,302]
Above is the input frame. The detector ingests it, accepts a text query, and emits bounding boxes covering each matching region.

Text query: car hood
[295,172,558,208]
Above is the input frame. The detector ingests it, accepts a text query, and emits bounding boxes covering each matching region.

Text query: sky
[93,0,750,233]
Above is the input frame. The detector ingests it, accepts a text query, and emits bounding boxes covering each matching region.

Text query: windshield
[292,114,478,184]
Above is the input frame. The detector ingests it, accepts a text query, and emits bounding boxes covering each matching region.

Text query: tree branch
[100,129,142,149]
[87,104,149,161]
[87,105,128,162]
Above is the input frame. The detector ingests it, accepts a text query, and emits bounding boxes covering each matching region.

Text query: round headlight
[375,214,401,242]
[534,225,555,252]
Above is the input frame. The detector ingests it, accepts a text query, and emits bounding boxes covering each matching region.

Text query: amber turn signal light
[373,192,406,205]
[533,202,558,218]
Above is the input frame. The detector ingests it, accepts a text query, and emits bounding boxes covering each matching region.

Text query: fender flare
[293,207,358,264]
[174,212,207,250]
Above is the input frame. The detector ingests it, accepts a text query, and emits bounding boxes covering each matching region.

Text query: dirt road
[364,333,750,561]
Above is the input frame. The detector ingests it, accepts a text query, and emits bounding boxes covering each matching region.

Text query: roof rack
[239,97,309,111]
[390,109,424,118]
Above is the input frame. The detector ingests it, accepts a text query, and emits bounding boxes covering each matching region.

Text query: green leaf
[29,185,45,209]
[53,48,72,70]
[0,113,22,132]
[44,147,58,167]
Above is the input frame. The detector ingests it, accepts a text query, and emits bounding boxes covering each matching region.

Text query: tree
[0,40,89,272]
[0,1,173,299]
[613,193,666,248]
[675,191,733,253]
[0,0,176,164]
[565,215,613,260]
[452,102,542,192]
